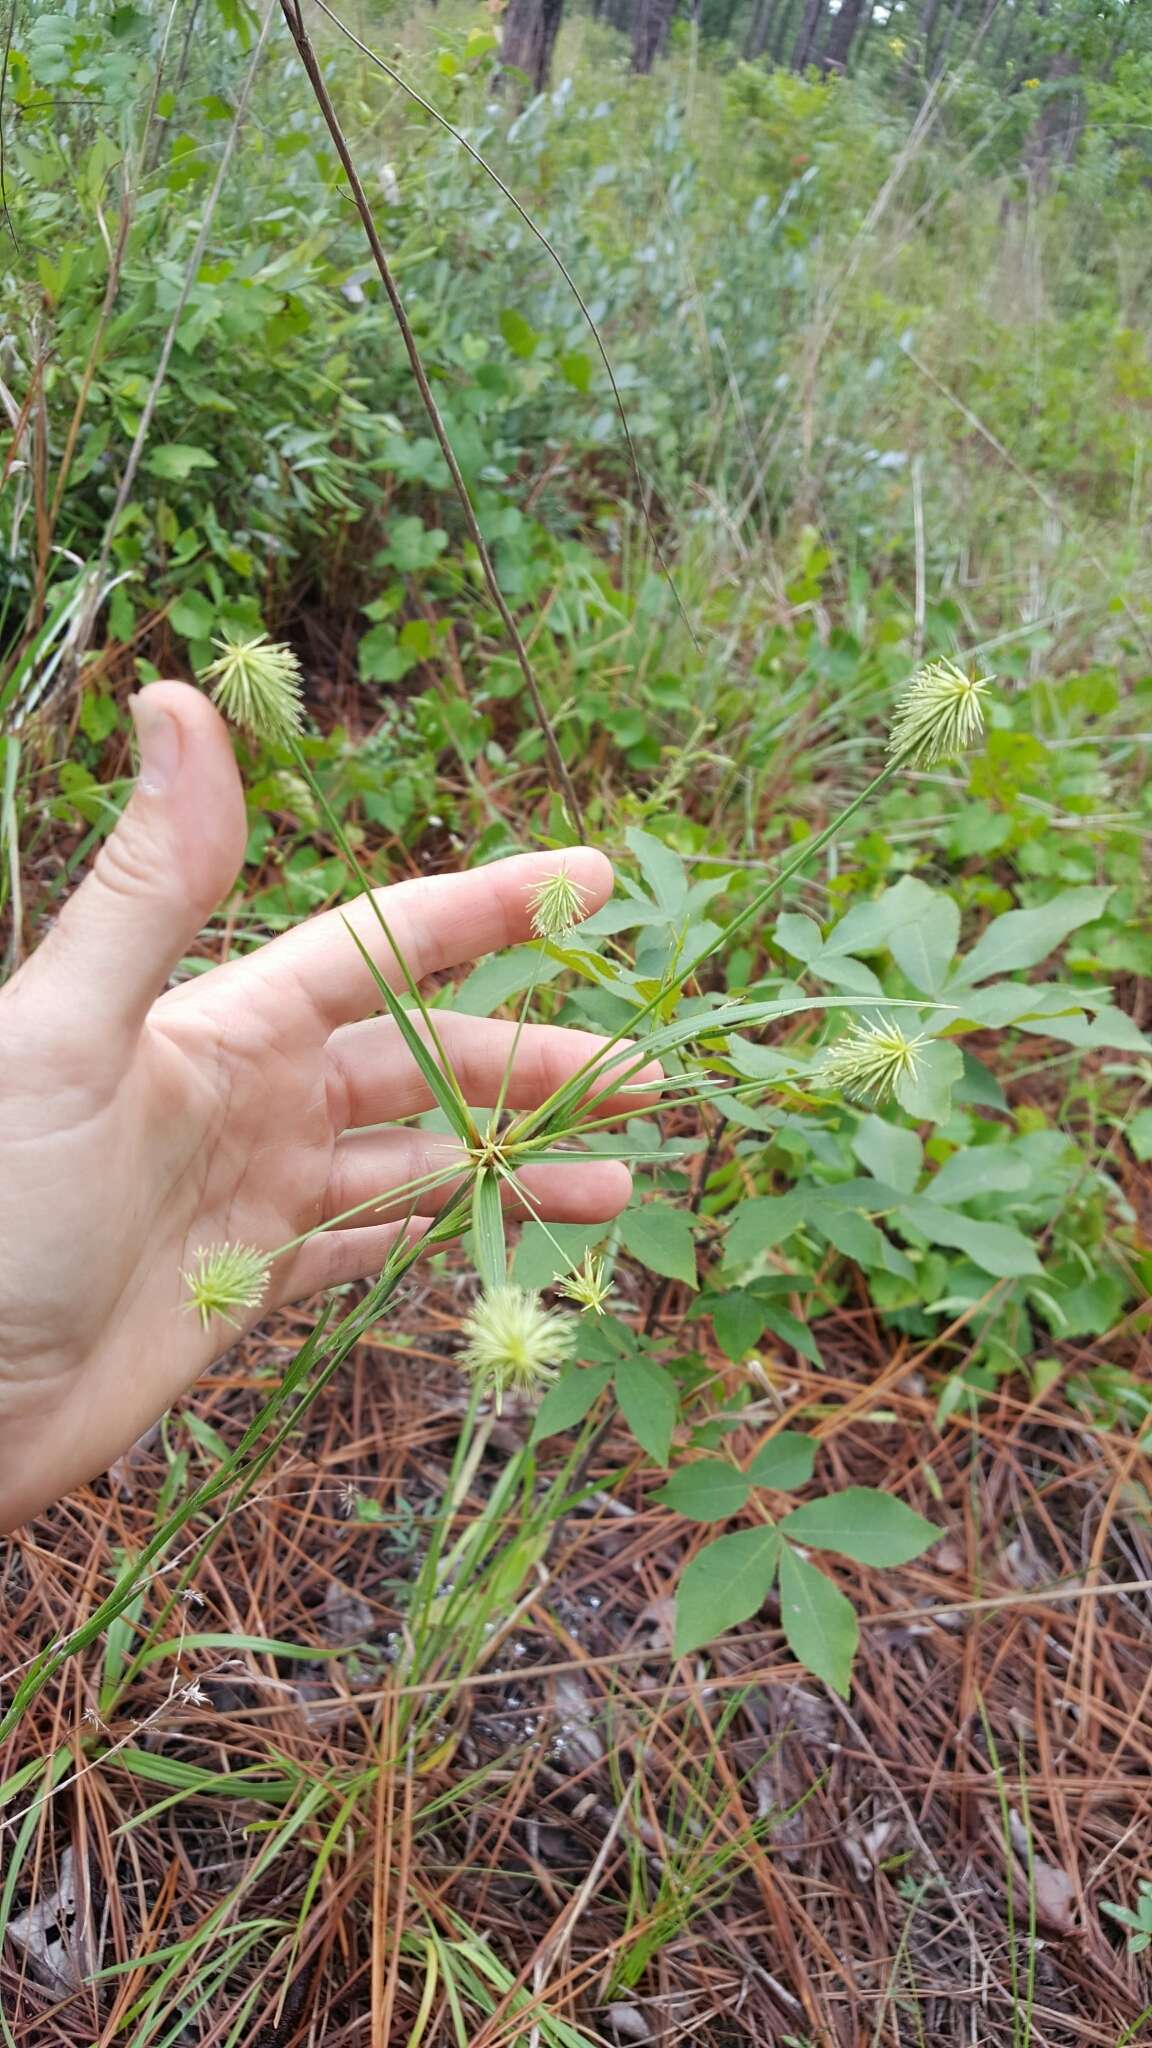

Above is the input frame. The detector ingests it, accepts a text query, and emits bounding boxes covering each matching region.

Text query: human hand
[0,683,641,1528]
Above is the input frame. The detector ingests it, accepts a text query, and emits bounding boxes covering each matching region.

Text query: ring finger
[322,1130,632,1229]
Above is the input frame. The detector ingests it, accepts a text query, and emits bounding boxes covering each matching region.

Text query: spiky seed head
[459,1285,576,1408]
[182,1242,271,1330]
[815,1017,928,1105]
[887,658,991,769]
[528,863,588,941]
[199,631,304,748]
[560,1252,614,1317]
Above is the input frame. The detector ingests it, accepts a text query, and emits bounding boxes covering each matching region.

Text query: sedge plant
[0,638,991,1743]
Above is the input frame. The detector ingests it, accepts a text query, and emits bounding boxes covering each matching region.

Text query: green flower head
[182,1242,271,1330]
[887,658,991,769]
[460,1286,576,1408]
[815,1016,927,1105]
[199,631,304,748]
[560,1251,614,1317]
[528,863,589,941]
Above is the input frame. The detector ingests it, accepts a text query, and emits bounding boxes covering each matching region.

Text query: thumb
[46,682,248,1037]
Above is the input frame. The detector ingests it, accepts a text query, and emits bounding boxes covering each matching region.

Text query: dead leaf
[322,1578,374,1643]
[1008,1811,1078,1933]
[603,2003,651,2042]
[8,1847,96,1994]
[550,1673,603,1768]
[843,1817,900,1883]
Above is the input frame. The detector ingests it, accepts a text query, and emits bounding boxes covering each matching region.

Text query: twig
[276,0,585,835]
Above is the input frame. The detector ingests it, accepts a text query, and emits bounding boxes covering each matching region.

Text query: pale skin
[0,683,651,1531]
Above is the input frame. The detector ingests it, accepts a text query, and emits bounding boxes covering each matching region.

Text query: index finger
[242,848,613,1030]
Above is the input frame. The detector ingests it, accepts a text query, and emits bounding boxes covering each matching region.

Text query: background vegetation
[2,0,1152,2041]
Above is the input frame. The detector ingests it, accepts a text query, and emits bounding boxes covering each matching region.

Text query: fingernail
[130,691,181,794]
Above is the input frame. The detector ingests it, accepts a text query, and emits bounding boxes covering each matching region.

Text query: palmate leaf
[652,1461,750,1521]
[530,1362,614,1443]
[674,1526,781,1656]
[778,1544,858,1697]
[618,1204,698,1287]
[615,1354,678,1465]
[780,1487,938,1566]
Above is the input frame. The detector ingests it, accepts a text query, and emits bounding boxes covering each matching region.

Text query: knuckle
[91,817,158,905]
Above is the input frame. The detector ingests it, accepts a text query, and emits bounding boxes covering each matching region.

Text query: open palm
[0,684,638,1528]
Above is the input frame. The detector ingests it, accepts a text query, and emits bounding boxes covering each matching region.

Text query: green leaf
[898,1199,1042,1277]
[758,1303,822,1364]
[1127,1108,1152,1163]
[615,1354,679,1466]
[453,946,563,1017]
[472,1169,506,1292]
[954,886,1112,985]
[823,876,935,957]
[928,1149,1030,1204]
[747,1432,817,1492]
[723,1194,805,1268]
[619,1204,698,1288]
[781,1486,938,1565]
[707,1289,770,1361]
[168,589,216,639]
[384,516,447,573]
[674,1526,781,1655]
[851,1115,922,1195]
[145,443,218,480]
[895,1038,964,1123]
[513,1221,605,1290]
[498,306,539,359]
[774,912,823,963]
[558,350,592,392]
[813,1205,886,1267]
[1018,1007,1151,1053]
[625,826,689,915]
[652,1461,750,1521]
[778,1544,858,1697]
[888,890,960,994]
[530,1363,613,1443]
[358,624,420,684]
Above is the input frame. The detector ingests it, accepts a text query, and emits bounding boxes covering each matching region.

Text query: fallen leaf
[8,1848,96,1994]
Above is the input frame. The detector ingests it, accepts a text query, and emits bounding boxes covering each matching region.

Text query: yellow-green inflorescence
[182,1242,271,1330]
[887,657,992,769]
[560,1251,614,1316]
[815,1016,928,1106]
[200,631,304,749]
[459,1285,576,1408]
[528,862,589,941]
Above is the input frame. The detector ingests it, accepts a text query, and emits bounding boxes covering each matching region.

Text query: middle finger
[323,1129,632,1228]
[325,1012,661,1132]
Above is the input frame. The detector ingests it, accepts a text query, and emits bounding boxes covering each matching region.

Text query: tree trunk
[901,0,944,80]
[791,0,825,70]
[851,0,878,67]
[500,0,566,93]
[631,0,677,71]
[743,0,774,59]
[768,0,798,62]
[1024,49,1084,185]
[819,0,869,72]
[928,0,970,78]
